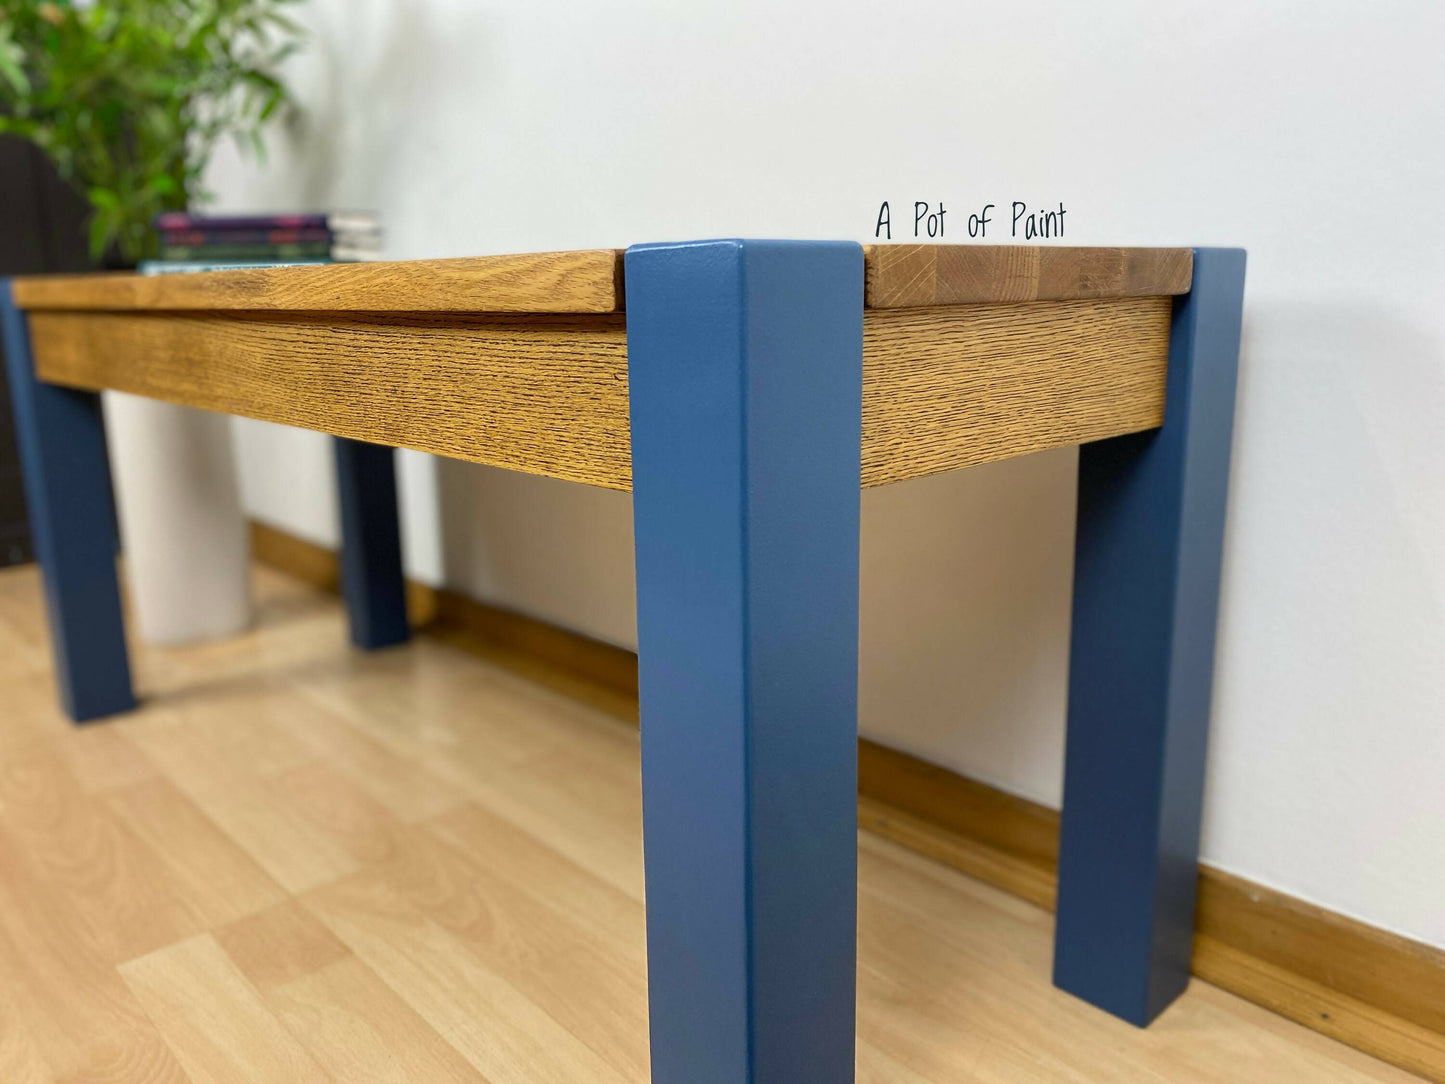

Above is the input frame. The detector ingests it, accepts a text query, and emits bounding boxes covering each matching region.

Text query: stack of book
[142,211,381,272]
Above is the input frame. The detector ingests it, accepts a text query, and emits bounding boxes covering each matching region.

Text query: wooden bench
[3,240,1244,1083]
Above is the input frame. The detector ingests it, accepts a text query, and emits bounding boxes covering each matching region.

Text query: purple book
[154,211,379,233]
[160,228,335,246]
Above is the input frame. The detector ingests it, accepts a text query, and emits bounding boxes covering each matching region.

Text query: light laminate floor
[0,563,1420,1083]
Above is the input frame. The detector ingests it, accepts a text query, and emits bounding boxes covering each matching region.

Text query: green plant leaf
[2,0,308,264]
[0,38,30,96]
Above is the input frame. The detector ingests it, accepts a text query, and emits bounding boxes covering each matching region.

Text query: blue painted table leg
[1053,248,1247,1025]
[627,240,863,1084]
[2,282,135,722]
[333,437,409,650]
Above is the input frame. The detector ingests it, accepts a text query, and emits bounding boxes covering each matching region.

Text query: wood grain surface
[12,245,1187,313]
[0,569,1421,1084]
[861,296,1169,485]
[29,296,1169,490]
[865,245,1192,307]
[244,515,1445,1084]
[29,310,635,490]
[12,249,625,313]
[1196,869,1445,1041]
[16,245,1180,488]
[852,735,1445,1084]
[0,561,1418,1084]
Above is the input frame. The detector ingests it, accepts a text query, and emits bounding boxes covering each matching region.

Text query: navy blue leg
[2,281,135,721]
[1053,248,1247,1025]
[627,240,863,1084]
[333,437,409,650]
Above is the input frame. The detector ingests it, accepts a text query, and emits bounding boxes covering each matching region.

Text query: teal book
[138,260,329,275]
[159,241,340,262]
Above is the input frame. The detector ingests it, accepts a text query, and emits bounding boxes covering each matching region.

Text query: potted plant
[0,0,305,643]
[0,0,303,266]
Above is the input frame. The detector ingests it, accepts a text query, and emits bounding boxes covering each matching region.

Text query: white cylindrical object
[104,393,252,645]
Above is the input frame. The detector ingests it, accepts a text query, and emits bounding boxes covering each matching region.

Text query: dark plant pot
[102,249,141,273]
[0,135,101,566]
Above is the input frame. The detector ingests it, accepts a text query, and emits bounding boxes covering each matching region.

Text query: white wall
[212,0,1445,948]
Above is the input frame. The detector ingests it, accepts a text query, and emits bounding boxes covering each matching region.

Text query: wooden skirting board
[250,522,638,720]
[251,519,1445,1083]
[856,746,1445,1082]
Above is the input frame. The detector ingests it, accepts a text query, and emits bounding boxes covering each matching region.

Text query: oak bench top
[11,245,1192,314]
[8,244,1192,492]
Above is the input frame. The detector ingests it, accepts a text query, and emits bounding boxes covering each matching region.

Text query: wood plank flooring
[0,563,1422,1083]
